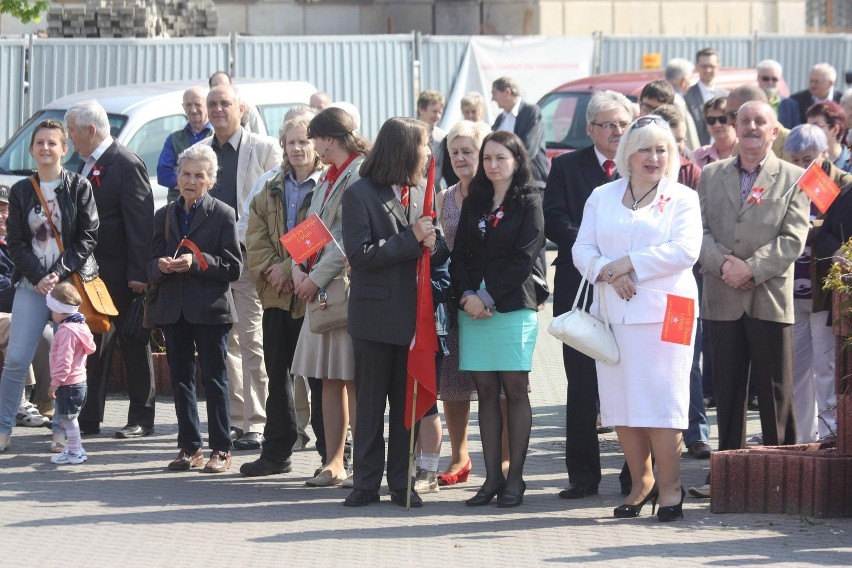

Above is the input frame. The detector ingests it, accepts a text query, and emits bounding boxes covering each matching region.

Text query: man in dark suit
[491,76,548,187]
[543,90,634,499]
[65,100,156,438]
[341,118,448,507]
[789,63,842,126]
[684,48,728,146]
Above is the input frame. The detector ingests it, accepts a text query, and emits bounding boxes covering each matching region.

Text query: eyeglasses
[630,116,669,130]
[706,115,728,125]
[760,76,780,83]
[590,120,630,131]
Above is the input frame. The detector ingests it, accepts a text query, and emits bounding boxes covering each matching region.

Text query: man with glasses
[157,86,213,203]
[690,101,809,499]
[756,59,800,129]
[685,48,728,146]
[543,90,636,500]
[790,63,842,126]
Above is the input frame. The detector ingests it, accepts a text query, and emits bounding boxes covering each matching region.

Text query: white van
[0,79,317,209]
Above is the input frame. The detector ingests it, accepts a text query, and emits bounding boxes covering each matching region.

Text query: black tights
[471,371,531,493]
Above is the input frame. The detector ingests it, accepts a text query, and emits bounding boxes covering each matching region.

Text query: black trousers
[351,337,410,492]
[706,316,796,451]
[259,308,303,463]
[80,294,155,429]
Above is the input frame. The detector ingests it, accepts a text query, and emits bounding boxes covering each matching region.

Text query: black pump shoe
[497,481,526,508]
[613,483,659,518]
[657,487,686,522]
[466,481,505,506]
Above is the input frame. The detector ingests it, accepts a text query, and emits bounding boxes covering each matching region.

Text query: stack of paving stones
[47,0,217,38]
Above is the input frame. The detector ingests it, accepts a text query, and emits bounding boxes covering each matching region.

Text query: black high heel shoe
[466,480,505,506]
[657,486,686,522]
[497,481,526,508]
[613,483,659,518]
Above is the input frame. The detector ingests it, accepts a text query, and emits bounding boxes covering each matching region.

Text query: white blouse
[572,177,702,325]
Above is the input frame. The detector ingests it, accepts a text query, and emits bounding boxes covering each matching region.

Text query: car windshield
[257,103,295,138]
[539,92,594,151]
[0,110,126,175]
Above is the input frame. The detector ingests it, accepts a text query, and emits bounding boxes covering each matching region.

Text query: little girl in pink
[47,282,96,465]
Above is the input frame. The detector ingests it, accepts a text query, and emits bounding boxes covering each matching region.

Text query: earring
[664,169,669,176]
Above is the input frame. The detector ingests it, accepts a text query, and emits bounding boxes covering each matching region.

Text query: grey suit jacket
[200,127,282,235]
[147,195,242,326]
[698,152,809,324]
[342,177,449,345]
[685,84,728,146]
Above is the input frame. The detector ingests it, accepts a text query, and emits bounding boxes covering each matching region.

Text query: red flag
[660,294,695,345]
[279,213,335,264]
[177,238,209,271]
[798,161,841,214]
[405,157,438,429]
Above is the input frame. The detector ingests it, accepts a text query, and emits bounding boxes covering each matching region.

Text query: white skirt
[596,322,694,430]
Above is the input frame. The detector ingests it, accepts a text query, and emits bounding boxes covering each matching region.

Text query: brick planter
[710,446,852,517]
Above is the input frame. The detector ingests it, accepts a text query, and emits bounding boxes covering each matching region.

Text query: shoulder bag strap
[29,176,65,254]
[313,171,351,267]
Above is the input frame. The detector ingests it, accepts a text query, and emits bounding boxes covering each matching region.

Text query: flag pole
[406,380,418,511]
[781,159,815,199]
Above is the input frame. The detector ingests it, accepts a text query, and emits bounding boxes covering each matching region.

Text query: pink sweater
[50,320,96,387]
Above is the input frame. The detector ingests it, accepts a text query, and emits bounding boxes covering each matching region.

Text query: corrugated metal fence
[1,33,851,146]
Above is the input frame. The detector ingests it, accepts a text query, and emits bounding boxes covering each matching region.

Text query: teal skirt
[458,308,538,372]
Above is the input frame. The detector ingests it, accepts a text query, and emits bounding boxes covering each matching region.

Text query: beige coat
[698,151,810,324]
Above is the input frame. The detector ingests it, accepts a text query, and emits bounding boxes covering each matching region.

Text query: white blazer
[572,177,702,324]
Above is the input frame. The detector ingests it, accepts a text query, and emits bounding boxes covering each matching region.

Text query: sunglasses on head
[706,115,728,125]
[631,115,669,130]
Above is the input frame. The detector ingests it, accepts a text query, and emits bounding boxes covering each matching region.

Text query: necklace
[628,180,660,211]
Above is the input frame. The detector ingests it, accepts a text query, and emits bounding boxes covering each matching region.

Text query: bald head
[310,91,331,111]
[726,84,768,115]
[183,86,208,133]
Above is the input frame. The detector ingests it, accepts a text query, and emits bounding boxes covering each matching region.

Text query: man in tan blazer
[697,101,809,464]
[200,84,283,449]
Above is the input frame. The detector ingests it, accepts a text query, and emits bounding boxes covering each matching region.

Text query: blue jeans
[164,317,232,453]
[684,277,710,445]
[0,284,51,435]
[54,383,88,420]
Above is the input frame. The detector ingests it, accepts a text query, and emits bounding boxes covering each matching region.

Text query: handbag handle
[570,257,611,329]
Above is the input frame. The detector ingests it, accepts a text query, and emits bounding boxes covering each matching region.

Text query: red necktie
[603,160,616,181]
[400,186,410,209]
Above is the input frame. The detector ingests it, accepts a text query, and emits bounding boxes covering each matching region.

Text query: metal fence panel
[755,34,852,93]
[420,35,470,99]
[0,38,27,145]
[234,35,415,140]
[598,35,753,74]
[29,37,230,119]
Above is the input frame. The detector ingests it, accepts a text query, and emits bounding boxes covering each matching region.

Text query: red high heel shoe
[437,459,472,486]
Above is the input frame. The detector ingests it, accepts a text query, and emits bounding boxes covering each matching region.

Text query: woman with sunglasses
[691,97,737,168]
[0,119,99,452]
[572,115,702,522]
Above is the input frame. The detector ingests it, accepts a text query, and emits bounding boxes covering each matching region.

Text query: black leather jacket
[7,170,99,286]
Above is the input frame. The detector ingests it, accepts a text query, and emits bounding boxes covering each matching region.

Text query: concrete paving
[2,274,850,566]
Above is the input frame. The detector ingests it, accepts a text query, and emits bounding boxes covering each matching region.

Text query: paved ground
[2,259,850,566]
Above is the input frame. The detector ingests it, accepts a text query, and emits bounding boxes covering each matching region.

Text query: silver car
[0,79,317,210]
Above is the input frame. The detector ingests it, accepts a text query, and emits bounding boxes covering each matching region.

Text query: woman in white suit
[572,115,702,522]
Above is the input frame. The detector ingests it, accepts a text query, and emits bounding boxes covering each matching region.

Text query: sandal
[305,468,346,487]
[16,402,49,427]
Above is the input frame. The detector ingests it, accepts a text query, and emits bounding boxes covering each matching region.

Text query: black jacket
[790,89,843,125]
[450,190,545,313]
[492,101,549,186]
[7,170,99,286]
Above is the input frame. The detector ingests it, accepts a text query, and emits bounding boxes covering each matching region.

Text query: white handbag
[547,262,620,365]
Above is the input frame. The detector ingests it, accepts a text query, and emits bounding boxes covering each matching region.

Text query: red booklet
[660,294,695,345]
[797,161,840,214]
[279,213,334,264]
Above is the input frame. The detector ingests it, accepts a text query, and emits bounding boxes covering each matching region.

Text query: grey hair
[585,90,634,125]
[65,100,110,138]
[460,92,485,111]
[614,116,680,183]
[283,105,315,124]
[665,58,694,83]
[812,63,837,83]
[447,120,491,149]
[177,144,218,187]
[783,123,829,156]
[756,59,783,76]
[492,76,521,96]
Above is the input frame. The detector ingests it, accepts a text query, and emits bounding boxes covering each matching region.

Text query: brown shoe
[202,451,231,473]
[168,449,204,471]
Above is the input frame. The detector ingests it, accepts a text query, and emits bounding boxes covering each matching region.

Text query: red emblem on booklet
[660,294,695,345]
[279,213,335,264]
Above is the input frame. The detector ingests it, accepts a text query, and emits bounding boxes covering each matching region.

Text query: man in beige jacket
[695,101,809,496]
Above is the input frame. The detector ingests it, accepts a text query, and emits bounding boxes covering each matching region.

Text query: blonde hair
[51,282,82,306]
[614,116,680,182]
[447,120,491,150]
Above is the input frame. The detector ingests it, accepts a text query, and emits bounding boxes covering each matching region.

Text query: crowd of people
[0,53,849,522]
